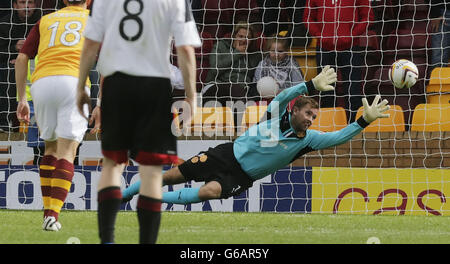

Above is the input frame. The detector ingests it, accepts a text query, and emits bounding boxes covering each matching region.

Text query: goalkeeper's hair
[293,96,319,111]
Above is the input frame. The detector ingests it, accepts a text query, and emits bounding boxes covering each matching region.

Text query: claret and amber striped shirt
[20,5,90,86]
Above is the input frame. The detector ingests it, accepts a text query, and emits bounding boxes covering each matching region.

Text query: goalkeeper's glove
[312,65,337,92]
[362,95,390,123]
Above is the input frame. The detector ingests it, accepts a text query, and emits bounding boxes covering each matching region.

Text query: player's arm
[176,45,197,118]
[15,53,28,104]
[268,65,337,113]
[15,53,30,124]
[170,0,201,122]
[76,38,101,121]
[88,75,103,134]
[210,40,245,71]
[77,0,104,122]
[308,95,390,150]
[15,21,40,124]
[307,119,367,150]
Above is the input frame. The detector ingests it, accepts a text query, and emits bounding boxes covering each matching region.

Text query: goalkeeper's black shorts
[178,142,254,199]
[100,72,178,165]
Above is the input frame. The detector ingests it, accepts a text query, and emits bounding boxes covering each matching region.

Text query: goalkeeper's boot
[121,195,133,204]
[42,216,60,231]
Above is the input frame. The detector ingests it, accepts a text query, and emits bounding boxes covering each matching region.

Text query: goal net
[0,0,449,216]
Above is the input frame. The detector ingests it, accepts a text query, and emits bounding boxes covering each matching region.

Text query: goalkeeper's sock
[122,169,167,203]
[122,181,141,203]
[162,187,201,204]
[137,195,161,244]
[39,155,57,218]
[48,159,74,220]
[97,186,122,244]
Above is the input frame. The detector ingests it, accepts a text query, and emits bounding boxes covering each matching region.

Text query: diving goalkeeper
[122,66,390,205]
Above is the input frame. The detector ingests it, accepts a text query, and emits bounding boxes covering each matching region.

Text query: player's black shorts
[101,72,177,165]
[178,142,254,199]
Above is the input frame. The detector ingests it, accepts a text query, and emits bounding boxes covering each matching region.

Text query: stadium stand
[411,104,450,131]
[365,23,429,127]
[239,104,268,134]
[426,67,450,104]
[309,107,347,132]
[0,145,10,154]
[188,106,235,136]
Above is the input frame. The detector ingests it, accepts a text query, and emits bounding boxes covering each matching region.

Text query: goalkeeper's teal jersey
[233,81,369,180]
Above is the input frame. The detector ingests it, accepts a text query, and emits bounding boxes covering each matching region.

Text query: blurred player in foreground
[15,0,90,231]
[122,66,391,205]
[76,0,200,244]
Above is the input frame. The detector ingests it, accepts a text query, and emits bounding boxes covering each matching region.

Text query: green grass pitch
[0,210,449,244]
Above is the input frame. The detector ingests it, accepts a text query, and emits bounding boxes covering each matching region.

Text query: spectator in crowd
[428,0,450,73]
[191,0,202,24]
[202,22,262,106]
[303,0,374,122]
[0,0,40,132]
[0,1,11,19]
[38,0,65,14]
[253,35,304,94]
[172,24,214,92]
[257,0,309,47]
[194,24,214,91]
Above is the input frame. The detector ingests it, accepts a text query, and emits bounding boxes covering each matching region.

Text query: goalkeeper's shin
[122,169,168,203]
[162,187,201,205]
[122,181,141,203]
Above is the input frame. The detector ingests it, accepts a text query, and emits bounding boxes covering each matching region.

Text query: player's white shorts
[30,75,89,143]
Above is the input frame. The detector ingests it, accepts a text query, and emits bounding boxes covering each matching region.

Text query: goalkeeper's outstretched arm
[308,95,390,150]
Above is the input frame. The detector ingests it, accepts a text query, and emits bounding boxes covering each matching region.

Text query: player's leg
[97,157,126,244]
[39,140,57,222]
[137,165,163,244]
[164,142,254,205]
[339,48,363,123]
[121,180,141,203]
[315,48,336,108]
[442,12,450,68]
[45,76,89,228]
[29,77,61,230]
[162,180,222,204]
[129,75,178,244]
[122,166,186,203]
[47,138,79,223]
[26,101,56,219]
[163,166,188,185]
[96,73,135,243]
[431,18,445,69]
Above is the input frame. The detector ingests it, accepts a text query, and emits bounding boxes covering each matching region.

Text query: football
[257,76,280,98]
[389,59,419,89]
